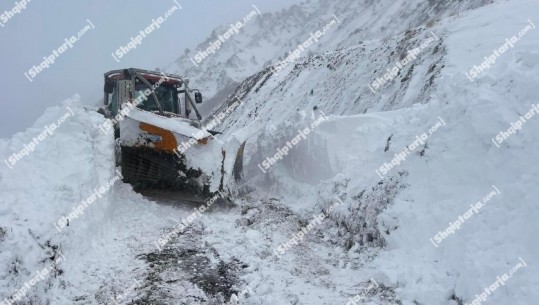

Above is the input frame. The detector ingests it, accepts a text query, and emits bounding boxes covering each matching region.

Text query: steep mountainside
[169,0,490,115]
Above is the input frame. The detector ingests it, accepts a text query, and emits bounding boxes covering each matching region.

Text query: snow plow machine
[100,68,245,197]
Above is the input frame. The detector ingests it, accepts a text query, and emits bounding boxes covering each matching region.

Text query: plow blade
[118,108,243,195]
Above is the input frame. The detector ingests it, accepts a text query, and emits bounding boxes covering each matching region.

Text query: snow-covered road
[90,184,394,305]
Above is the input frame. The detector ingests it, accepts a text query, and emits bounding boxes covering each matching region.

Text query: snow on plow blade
[119,108,243,195]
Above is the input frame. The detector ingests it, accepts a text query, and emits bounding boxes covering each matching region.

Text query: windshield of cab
[134,84,178,114]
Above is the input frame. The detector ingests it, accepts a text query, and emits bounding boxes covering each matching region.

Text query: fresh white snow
[1,0,538,304]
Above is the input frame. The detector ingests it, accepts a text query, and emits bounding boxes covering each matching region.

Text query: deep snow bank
[373,1,539,304]
[0,96,117,304]
[238,0,539,304]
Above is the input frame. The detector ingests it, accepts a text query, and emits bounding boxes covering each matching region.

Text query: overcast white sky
[0,0,303,138]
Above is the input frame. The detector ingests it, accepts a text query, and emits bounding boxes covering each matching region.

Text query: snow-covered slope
[212,0,539,304]
[168,0,488,115]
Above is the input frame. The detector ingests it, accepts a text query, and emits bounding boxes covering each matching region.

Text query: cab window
[134,84,177,113]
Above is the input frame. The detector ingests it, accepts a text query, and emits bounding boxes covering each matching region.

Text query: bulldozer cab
[103,68,203,121]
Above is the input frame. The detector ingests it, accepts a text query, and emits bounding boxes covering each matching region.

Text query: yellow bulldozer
[99,68,245,196]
